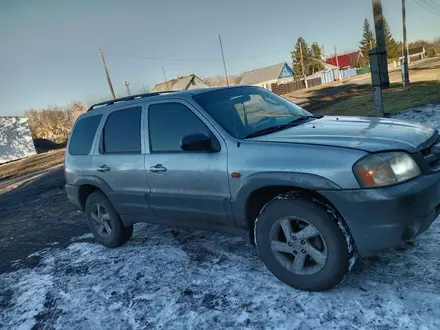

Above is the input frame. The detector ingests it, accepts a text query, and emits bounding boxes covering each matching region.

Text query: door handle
[97,165,111,172]
[149,164,167,173]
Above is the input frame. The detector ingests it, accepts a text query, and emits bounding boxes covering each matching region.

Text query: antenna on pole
[98,49,116,99]
[123,80,131,96]
[218,35,229,86]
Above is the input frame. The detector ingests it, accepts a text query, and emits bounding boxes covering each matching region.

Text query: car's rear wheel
[254,193,355,291]
[85,191,133,248]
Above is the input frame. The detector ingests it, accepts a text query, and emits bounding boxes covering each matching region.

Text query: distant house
[325,51,364,68]
[319,62,342,83]
[239,62,295,90]
[152,74,208,92]
[399,46,426,62]
[0,116,36,164]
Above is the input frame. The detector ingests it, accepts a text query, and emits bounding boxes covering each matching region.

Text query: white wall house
[152,74,208,92]
[239,62,295,90]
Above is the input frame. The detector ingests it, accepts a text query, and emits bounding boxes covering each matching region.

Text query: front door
[92,105,153,219]
[145,100,234,226]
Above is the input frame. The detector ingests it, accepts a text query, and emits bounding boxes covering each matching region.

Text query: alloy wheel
[91,203,112,238]
[269,217,328,275]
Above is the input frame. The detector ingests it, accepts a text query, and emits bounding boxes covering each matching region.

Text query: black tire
[254,193,355,291]
[85,191,133,248]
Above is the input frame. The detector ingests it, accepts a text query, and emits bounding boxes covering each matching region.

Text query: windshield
[194,86,312,139]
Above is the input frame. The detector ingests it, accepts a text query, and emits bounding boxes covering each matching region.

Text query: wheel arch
[246,186,358,263]
[233,172,341,228]
[73,176,113,210]
[232,172,351,246]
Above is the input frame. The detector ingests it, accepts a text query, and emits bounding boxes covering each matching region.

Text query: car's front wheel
[85,191,133,248]
[254,193,355,291]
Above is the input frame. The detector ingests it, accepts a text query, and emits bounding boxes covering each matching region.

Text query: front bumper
[320,172,440,257]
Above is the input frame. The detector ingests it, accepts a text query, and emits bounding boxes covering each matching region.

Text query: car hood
[251,116,436,152]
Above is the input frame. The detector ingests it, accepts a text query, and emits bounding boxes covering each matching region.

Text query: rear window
[69,115,102,155]
[102,107,141,154]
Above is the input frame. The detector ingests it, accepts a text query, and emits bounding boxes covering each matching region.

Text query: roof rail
[87,91,178,111]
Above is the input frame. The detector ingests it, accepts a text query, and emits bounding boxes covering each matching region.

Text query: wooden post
[99,49,116,99]
[372,0,390,89]
[402,0,410,87]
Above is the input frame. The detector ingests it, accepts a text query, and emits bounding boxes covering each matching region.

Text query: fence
[321,70,335,84]
[340,68,357,79]
[356,66,371,75]
[271,77,322,95]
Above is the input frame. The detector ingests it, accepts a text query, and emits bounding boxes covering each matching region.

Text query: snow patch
[70,233,93,241]
[392,104,440,130]
[0,117,36,164]
[3,219,438,329]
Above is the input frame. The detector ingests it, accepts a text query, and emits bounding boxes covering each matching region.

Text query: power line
[413,0,440,17]
[107,52,218,63]
[231,49,291,61]
[106,48,292,63]
[424,0,440,9]
[414,0,440,16]
[419,0,440,11]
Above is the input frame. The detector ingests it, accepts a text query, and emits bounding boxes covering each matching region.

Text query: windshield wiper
[287,114,323,125]
[243,115,323,139]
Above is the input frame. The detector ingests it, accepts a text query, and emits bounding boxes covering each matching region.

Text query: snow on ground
[0,117,36,164]
[1,104,440,329]
[393,103,440,129]
[1,221,440,330]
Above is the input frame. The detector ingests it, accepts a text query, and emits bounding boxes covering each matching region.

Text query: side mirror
[181,133,218,152]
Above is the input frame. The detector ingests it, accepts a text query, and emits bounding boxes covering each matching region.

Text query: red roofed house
[325,51,364,69]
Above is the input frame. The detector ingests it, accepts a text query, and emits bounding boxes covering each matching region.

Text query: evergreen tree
[384,18,398,60]
[291,37,312,76]
[359,19,376,60]
[310,42,324,73]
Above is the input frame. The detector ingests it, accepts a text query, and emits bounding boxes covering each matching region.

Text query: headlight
[354,152,421,188]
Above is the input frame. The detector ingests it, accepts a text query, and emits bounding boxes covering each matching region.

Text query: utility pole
[123,80,131,96]
[402,0,410,87]
[98,49,116,99]
[372,0,390,89]
[218,35,229,86]
[299,42,308,89]
[162,66,171,90]
[334,46,342,81]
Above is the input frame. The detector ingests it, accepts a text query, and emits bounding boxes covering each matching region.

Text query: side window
[149,103,210,152]
[103,107,141,154]
[69,115,102,155]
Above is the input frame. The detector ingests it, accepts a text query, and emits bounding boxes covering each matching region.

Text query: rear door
[145,99,234,226]
[92,105,154,220]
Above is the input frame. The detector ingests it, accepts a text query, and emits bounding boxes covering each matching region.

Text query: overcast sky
[1,0,439,115]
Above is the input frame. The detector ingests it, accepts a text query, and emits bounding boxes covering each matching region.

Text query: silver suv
[65,86,440,291]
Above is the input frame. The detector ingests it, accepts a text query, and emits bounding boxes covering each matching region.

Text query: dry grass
[306,64,440,116]
[26,102,85,143]
[0,148,65,181]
